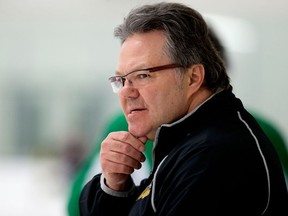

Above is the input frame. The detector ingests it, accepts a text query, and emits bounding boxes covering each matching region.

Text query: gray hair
[114,2,231,92]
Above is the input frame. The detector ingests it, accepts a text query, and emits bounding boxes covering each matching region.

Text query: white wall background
[0,0,287,215]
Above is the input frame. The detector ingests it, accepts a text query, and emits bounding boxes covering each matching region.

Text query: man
[79,2,288,215]
[67,22,288,216]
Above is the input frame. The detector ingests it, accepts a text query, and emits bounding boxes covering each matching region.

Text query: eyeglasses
[108,63,183,93]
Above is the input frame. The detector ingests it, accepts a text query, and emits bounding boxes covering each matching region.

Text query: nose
[118,83,139,99]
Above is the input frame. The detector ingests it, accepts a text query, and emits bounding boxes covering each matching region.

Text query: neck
[188,87,213,113]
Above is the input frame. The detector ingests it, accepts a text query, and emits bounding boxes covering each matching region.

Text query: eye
[136,73,151,79]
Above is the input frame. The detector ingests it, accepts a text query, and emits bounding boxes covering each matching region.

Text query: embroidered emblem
[137,182,152,200]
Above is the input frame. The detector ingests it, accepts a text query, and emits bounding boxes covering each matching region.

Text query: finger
[137,136,147,144]
[102,157,137,174]
[104,150,143,170]
[101,135,146,163]
[111,131,146,152]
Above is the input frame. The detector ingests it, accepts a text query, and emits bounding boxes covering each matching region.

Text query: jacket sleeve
[79,174,138,216]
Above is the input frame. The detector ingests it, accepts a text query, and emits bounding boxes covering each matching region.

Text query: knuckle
[119,131,130,141]
[101,139,110,149]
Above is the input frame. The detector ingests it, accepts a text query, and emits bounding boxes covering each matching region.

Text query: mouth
[129,107,147,114]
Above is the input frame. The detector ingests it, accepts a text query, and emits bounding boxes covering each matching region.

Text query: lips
[129,108,146,114]
[127,105,147,114]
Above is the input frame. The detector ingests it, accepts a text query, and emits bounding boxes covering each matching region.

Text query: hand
[100,131,147,191]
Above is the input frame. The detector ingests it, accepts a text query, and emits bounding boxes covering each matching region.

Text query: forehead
[116,31,170,73]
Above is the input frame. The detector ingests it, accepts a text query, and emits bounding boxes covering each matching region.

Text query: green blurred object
[67,111,153,216]
[252,112,288,180]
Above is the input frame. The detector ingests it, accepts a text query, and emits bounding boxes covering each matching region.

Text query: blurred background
[0,0,287,215]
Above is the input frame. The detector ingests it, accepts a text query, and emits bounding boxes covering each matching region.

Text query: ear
[186,64,205,92]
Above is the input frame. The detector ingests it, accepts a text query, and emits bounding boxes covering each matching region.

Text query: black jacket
[79,90,288,215]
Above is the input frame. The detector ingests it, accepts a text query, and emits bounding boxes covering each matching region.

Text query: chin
[128,126,146,138]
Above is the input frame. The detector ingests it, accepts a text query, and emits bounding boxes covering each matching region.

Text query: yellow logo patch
[137,183,152,200]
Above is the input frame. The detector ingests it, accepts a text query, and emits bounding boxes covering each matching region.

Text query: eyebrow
[114,71,122,76]
[114,64,148,76]
[114,63,183,77]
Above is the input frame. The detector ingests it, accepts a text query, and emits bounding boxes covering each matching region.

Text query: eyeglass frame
[108,63,183,93]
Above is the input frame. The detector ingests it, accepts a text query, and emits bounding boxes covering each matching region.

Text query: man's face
[116,31,190,140]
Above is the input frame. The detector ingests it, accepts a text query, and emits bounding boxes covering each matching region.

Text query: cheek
[141,78,187,115]
[167,86,188,109]
[149,88,185,116]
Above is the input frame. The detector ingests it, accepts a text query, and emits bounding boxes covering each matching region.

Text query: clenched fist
[100,131,147,191]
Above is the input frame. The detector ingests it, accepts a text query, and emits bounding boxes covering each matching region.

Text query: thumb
[138,136,147,144]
